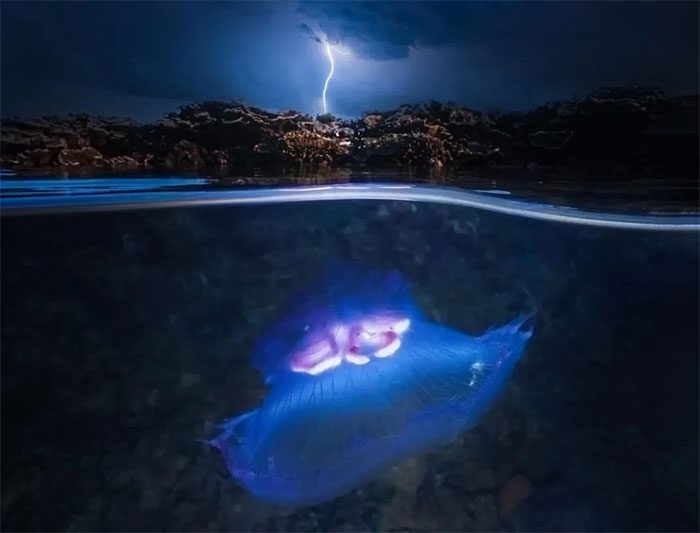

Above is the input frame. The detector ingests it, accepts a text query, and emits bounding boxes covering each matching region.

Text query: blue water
[1,176,698,531]
[2,176,699,230]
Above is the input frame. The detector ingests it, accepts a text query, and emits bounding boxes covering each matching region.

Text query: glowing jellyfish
[208,269,533,506]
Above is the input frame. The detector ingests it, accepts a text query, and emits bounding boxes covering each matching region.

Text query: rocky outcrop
[282,129,347,167]
[1,87,696,177]
[1,114,147,170]
[512,87,698,171]
[349,101,505,167]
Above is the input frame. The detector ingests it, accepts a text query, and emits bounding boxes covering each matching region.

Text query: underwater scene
[1,178,698,532]
[1,1,699,531]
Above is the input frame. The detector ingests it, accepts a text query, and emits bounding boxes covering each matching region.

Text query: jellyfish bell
[208,269,533,506]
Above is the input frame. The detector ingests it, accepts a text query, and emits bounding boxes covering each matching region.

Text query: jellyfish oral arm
[374,335,401,358]
[288,316,411,374]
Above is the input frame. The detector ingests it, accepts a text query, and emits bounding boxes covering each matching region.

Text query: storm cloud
[298,1,699,91]
[1,1,697,120]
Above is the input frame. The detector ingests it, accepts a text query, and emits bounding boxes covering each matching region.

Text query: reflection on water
[1,179,698,532]
[0,177,210,196]
[1,170,699,215]
[1,176,699,231]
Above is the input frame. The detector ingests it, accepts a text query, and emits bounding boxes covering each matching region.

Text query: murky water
[1,178,698,531]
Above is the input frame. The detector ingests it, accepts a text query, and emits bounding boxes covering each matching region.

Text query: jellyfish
[208,268,533,506]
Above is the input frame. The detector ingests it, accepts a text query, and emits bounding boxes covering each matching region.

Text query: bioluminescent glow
[207,267,534,506]
[289,315,411,375]
[321,41,348,114]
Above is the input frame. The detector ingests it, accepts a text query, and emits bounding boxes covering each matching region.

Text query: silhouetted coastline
[2,87,697,180]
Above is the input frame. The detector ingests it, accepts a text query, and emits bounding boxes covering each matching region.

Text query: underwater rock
[471,494,500,531]
[499,474,533,520]
[207,268,533,506]
[181,372,201,389]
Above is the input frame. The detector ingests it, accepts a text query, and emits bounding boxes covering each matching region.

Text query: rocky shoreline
[1,86,697,178]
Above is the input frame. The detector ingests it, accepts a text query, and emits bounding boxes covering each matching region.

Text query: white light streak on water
[1,181,698,232]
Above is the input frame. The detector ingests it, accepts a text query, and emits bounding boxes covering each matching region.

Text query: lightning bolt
[321,41,348,115]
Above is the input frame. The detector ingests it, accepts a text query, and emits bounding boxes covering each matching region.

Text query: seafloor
[2,200,698,531]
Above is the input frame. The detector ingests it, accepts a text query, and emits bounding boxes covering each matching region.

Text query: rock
[86,125,110,144]
[164,140,205,168]
[366,134,407,157]
[206,149,229,168]
[50,128,84,148]
[401,133,450,167]
[472,494,499,531]
[16,148,55,168]
[0,128,35,154]
[498,474,533,520]
[423,123,448,138]
[529,130,574,150]
[362,113,383,128]
[146,388,159,406]
[57,147,103,167]
[0,87,696,176]
[316,113,335,124]
[386,458,427,494]
[282,129,344,166]
[181,373,201,388]
[104,155,140,170]
[376,204,390,218]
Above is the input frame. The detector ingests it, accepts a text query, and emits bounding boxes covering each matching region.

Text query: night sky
[1,1,698,121]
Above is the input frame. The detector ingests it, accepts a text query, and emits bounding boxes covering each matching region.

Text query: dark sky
[1,1,697,120]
